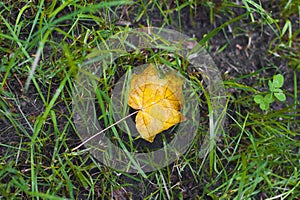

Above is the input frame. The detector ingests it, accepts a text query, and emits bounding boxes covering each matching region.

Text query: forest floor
[0,0,299,199]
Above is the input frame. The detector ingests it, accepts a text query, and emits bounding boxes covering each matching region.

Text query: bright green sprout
[254,74,286,110]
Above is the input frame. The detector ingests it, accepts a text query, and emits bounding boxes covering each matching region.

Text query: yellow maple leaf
[128,63,186,142]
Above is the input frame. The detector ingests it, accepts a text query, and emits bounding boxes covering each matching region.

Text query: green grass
[0,0,300,199]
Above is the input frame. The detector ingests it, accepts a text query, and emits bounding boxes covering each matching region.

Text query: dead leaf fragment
[128,64,186,142]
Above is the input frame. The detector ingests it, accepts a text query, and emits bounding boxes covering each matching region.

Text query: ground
[0,0,299,199]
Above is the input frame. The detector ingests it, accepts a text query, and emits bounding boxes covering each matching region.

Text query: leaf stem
[71,110,139,151]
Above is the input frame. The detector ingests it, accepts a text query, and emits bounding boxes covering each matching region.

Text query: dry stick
[72,110,139,152]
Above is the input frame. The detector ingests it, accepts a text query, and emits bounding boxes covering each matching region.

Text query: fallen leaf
[128,63,186,142]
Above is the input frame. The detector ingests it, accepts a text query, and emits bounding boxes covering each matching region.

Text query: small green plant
[254,74,286,110]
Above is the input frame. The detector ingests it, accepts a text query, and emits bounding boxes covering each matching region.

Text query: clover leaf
[254,74,286,111]
[273,74,284,88]
[274,92,286,101]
